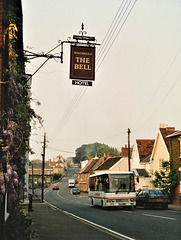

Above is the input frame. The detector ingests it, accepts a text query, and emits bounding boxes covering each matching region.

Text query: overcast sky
[22,0,181,161]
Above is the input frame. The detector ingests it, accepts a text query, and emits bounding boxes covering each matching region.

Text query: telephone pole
[128,128,131,171]
[32,164,34,195]
[41,132,46,203]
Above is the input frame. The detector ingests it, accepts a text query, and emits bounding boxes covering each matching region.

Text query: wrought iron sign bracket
[24,23,100,64]
[59,23,100,64]
[23,23,100,85]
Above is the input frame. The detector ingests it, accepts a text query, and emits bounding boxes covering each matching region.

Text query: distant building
[29,164,54,187]
[78,154,100,192]
[46,155,66,175]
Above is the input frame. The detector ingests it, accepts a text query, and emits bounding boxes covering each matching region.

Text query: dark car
[52,185,59,190]
[72,188,80,195]
[29,185,36,189]
[136,189,170,209]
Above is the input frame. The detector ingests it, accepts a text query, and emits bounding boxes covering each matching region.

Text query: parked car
[72,188,80,195]
[52,185,59,190]
[29,185,36,189]
[136,189,170,209]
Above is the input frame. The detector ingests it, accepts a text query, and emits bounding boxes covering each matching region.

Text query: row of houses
[78,124,181,204]
[29,155,67,187]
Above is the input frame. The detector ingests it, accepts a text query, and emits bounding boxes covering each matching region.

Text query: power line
[137,46,181,120]
[146,72,181,121]
[47,147,75,154]
[32,2,138,158]
[52,0,138,137]
[96,0,132,63]
[96,0,126,60]
[96,0,138,72]
[133,46,181,131]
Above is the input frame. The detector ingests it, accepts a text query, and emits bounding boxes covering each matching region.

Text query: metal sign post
[24,23,100,85]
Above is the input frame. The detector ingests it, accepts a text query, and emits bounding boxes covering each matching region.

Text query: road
[44,176,181,240]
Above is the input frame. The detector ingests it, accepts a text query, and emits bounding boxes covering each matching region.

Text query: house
[166,130,181,204]
[46,155,66,175]
[29,164,54,187]
[0,0,30,230]
[131,139,155,190]
[78,154,100,192]
[94,156,128,174]
[151,125,176,180]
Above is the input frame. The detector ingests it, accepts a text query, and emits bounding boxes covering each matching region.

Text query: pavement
[29,192,181,240]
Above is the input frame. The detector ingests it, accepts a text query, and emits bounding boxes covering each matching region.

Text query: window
[89,174,109,192]
[159,159,164,168]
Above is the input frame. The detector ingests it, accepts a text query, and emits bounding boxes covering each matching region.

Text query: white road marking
[44,200,135,240]
[120,210,133,214]
[57,192,65,200]
[143,213,176,221]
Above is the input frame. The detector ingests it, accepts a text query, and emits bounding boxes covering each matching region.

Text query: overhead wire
[96,0,125,60]
[141,71,181,126]
[137,46,181,120]
[132,46,181,133]
[51,0,138,138]
[96,0,138,72]
[32,1,139,157]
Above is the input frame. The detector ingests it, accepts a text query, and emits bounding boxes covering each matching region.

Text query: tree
[152,161,178,199]
[53,173,62,181]
[73,142,119,163]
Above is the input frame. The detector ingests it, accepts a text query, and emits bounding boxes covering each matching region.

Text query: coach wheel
[101,199,104,208]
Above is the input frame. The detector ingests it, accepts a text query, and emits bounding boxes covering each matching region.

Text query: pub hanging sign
[70,45,95,80]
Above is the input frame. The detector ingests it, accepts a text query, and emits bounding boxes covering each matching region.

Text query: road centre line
[44,200,135,240]
[143,213,176,221]
[57,192,65,200]
[120,210,133,214]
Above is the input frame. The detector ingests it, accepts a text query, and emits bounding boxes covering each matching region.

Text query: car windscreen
[149,190,164,196]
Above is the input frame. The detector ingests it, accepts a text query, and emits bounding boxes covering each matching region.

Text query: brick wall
[169,137,181,204]
[0,0,3,112]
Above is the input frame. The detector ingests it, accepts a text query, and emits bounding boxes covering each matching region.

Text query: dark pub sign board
[70,45,95,81]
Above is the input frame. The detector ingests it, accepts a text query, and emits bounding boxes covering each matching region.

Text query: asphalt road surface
[44,176,181,240]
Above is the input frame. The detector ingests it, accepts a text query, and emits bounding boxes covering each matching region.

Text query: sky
[22,0,181,161]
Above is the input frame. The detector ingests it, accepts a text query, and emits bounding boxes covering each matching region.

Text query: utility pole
[32,164,34,195]
[128,128,131,171]
[41,132,46,203]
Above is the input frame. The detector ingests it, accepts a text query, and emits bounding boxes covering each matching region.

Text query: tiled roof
[160,127,177,150]
[136,139,155,162]
[167,130,181,138]
[78,160,93,174]
[95,156,121,171]
[81,159,99,173]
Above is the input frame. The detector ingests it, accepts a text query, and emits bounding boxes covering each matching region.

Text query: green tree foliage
[73,142,119,163]
[53,173,62,181]
[152,161,178,198]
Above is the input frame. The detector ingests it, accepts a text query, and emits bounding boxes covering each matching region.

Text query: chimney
[159,123,165,129]
[107,152,112,158]
[103,153,107,163]
[121,145,128,157]
[88,153,92,162]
